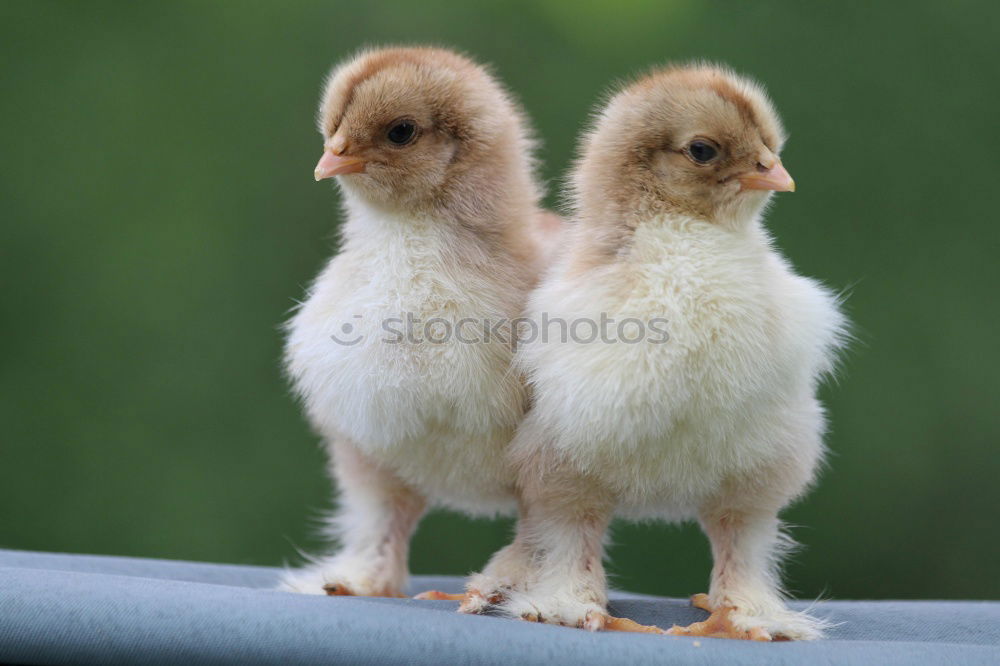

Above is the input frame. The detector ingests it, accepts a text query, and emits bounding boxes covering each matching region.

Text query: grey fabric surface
[1,549,997,665]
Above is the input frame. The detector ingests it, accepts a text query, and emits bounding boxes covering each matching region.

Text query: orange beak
[738,161,795,192]
[314,149,366,181]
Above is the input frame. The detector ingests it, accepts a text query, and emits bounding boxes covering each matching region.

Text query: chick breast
[286,209,528,514]
[515,217,845,518]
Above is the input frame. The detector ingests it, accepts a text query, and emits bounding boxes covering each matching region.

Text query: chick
[279,47,556,597]
[462,65,847,640]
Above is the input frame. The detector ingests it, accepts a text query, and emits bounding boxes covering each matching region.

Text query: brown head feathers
[571,63,790,232]
[315,46,541,225]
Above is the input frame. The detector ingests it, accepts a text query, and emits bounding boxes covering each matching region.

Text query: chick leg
[467,459,665,633]
[487,488,612,629]
[413,536,514,603]
[278,439,426,597]
[414,506,533,604]
[668,509,822,641]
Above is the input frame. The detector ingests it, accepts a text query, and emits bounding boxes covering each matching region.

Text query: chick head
[314,46,535,217]
[574,64,792,226]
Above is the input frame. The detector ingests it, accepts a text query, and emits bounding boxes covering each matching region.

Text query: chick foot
[464,583,663,633]
[667,593,819,641]
[277,558,405,598]
[667,602,773,641]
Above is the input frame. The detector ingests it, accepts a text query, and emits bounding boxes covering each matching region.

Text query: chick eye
[687,140,719,164]
[387,121,417,146]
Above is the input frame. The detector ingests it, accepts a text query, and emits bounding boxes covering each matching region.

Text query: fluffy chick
[279,47,557,597]
[462,65,847,640]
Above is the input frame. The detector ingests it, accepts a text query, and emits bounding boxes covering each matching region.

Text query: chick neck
[338,125,542,269]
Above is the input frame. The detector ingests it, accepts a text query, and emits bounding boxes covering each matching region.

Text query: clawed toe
[323,582,354,596]
[690,592,714,612]
[323,582,403,598]
[413,587,501,612]
[413,590,467,601]
[581,610,607,631]
[603,614,668,634]
[459,588,501,613]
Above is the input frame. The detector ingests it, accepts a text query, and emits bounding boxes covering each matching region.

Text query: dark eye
[687,140,718,164]
[387,121,417,145]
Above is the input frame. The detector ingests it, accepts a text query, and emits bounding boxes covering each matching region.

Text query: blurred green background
[3,1,999,601]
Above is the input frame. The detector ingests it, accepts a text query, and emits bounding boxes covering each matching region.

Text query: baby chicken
[279,47,557,597]
[462,65,847,640]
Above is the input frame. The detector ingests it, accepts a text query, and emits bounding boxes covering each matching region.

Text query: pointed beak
[314,149,366,181]
[738,161,795,192]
